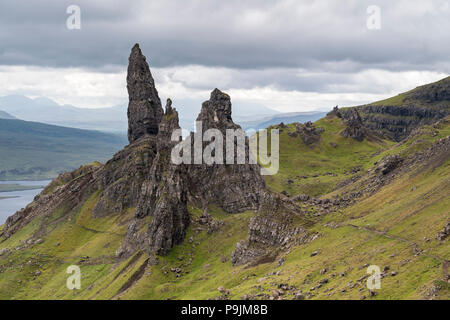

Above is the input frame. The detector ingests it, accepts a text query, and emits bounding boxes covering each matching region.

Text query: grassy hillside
[0,114,447,300]
[0,184,43,192]
[264,116,393,197]
[0,119,127,180]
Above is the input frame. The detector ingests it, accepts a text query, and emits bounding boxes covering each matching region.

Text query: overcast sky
[0,0,449,112]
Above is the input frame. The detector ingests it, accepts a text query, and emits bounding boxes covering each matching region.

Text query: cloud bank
[0,0,448,111]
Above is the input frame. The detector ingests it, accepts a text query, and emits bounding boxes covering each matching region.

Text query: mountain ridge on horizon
[0,94,283,132]
[0,118,127,181]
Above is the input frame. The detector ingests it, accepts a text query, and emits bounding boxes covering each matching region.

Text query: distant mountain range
[0,110,16,120]
[239,111,327,131]
[0,93,330,180]
[0,118,127,180]
[0,95,327,134]
[1,48,449,301]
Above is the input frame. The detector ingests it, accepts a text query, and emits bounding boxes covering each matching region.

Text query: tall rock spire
[127,43,164,143]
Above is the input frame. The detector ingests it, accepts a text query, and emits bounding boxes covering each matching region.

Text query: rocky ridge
[0,44,290,263]
[350,77,450,141]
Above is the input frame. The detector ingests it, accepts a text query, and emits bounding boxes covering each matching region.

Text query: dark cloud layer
[1,0,449,72]
[0,0,448,111]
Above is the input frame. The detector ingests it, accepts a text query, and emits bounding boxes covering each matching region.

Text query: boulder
[375,155,403,175]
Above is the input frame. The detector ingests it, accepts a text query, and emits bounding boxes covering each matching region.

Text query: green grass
[0,114,448,300]
[263,116,392,197]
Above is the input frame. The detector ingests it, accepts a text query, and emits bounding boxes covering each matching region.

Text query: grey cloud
[154,66,443,95]
[0,0,449,73]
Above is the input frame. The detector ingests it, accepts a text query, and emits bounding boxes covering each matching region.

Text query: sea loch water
[0,180,51,224]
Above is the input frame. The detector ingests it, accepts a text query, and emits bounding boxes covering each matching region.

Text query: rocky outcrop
[127,43,164,143]
[436,221,450,241]
[186,89,266,213]
[288,122,324,146]
[329,130,450,210]
[92,137,157,217]
[196,88,234,128]
[341,108,367,141]
[327,105,342,118]
[374,155,403,175]
[117,101,190,257]
[231,193,315,266]
[291,194,309,202]
[406,76,450,103]
[299,122,324,145]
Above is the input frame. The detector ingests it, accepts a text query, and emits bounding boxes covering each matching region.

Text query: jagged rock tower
[187,88,266,212]
[127,43,164,142]
[1,44,268,261]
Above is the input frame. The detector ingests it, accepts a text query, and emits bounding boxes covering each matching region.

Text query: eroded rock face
[406,77,450,103]
[186,89,266,213]
[356,105,447,141]
[341,108,367,141]
[231,193,315,266]
[196,88,234,128]
[117,102,190,257]
[374,155,403,175]
[351,78,450,141]
[3,45,269,260]
[347,78,450,141]
[127,43,164,143]
[92,137,157,217]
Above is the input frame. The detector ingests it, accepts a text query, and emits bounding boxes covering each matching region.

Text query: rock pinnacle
[127,43,164,143]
